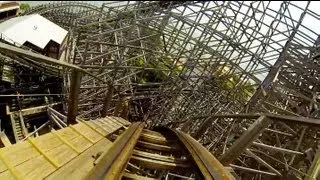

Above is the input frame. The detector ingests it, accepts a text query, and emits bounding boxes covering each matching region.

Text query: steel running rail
[173,129,235,180]
[84,121,235,179]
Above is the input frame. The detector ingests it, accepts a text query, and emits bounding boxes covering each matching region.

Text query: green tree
[212,66,255,103]
[126,27,184,84]
[19,3,30,13]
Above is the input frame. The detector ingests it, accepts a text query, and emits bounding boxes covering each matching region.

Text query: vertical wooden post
[67,70,81,125]
[101,84,114,117]
[219,115,272,165]
[114,94,125,117]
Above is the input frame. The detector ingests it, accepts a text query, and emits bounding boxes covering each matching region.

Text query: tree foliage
[126,25,254,104]
[19,3,30,13]
[213,67,255,103]
[127,27,183,84]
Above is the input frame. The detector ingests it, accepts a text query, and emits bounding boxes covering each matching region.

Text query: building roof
[0,1,19,13]
[0,14,68,49]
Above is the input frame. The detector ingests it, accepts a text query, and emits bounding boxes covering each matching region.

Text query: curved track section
[23,2,102,15]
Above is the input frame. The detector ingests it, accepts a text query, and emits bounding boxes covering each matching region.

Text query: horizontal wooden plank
[32,133,63,152]
[81,120,109,136]
[15,155,56,179]
[55,128,78,141]
[71,123,103,143]
[45,139,112,180]
[100,118,119,130]
[0,141,40,167]
[111,116,131,126]
[0,159,7,173]
[0,170,14,180]
[46,144,78,167]
[0,115,130,179]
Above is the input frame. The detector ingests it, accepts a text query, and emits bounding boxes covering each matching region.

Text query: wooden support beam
[67,70,82,125]
[139,131,174,145]
[192,116,215,139]
[18,111,28,138]
[230,164,278,176]
[48,107,67,123]
[305,147,320,180]
[101,84,114,117]
[219,116,272,165]
[263,101,300,117]
[265,128,293,137]
[130,155,191,170]
[8,103,60,116]
[289,127,307,166]
[0,42,83,72]
[22,121,50,141]
[136,140,180,152]
[49,113,64,129]
[125,162,154,177]
[123,172,157,180]
[132,149,188,164]
[0,42,106,83]
[211,113,320,127]
[0,131,12,147]
[252,142,304,155]
[245,149,281,176]
[114,93,125,117]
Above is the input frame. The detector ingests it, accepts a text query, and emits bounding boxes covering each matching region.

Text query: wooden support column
[67,70,82,125]
[193,116,215,139]
[101,84,114,117]
[245,149,281,176]
[19,111,28,138]
[305,147,320,180]
[219,115,272,165]
[114,94,125,117]
[0,131,12,147]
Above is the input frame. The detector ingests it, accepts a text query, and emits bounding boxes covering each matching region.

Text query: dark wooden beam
[305,147,320,180]
[0,42,106,83]
[219,115,272,165]
[67,70,82,125]
[211,113,320,127]
[101,84,114,117]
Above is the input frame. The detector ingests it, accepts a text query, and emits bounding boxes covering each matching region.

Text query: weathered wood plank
[105,116,124,128]
[0,141,40,166]
[45,139,112,180]
[0,116,128,179]
[83,120,109,136]
[71,123,103,143]
[0,170,14,180]
[0,159,7,173]
[111,116,131,126]
[46,144,78,167]
[100,117,120,130]
[15,155,56,179]
[219,116,272,165]
[32,133,63,152]
[94,119,113,132]
[8,103,60,116]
